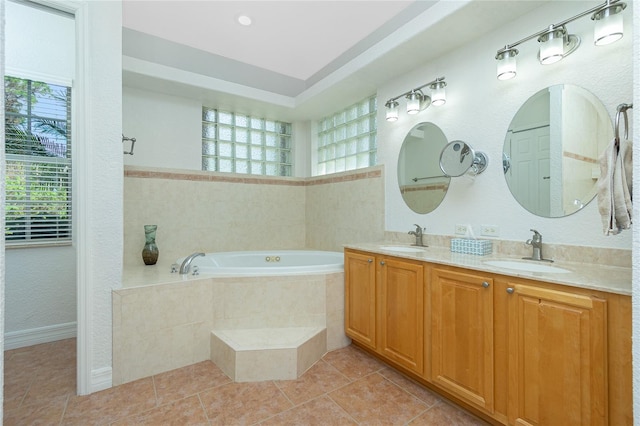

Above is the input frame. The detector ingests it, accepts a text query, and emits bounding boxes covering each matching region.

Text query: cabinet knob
[368,259,373,263]
[380,261,386,266]
[482,281,490,288]
[506,287,514,294]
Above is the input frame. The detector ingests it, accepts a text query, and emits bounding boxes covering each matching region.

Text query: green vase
[142,225,159,265]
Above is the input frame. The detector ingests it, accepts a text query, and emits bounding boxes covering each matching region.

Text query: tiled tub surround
[123,165,385,266]
[113,269,349,385]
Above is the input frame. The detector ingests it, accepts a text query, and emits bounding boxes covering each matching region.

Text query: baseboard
[91,367,113,393]
[4,322,77,350]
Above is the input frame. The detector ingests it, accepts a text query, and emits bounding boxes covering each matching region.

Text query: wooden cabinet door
[344,250,377,350]
[507,284,608,426]
[379,257,424,374]
[430,268,494,413]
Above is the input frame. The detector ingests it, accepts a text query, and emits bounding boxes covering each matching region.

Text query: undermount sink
[483,260,571,274]
[379,245,426,253]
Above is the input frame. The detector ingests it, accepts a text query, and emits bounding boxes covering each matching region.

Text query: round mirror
[503,84,613,217]
[439,140,488,177]
[397,122,451,214]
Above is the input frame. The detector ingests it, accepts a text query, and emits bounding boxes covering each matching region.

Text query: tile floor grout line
[57,394,71,426]
[196,393,212,425]
[318,357,354,383]
[324,393,362,425]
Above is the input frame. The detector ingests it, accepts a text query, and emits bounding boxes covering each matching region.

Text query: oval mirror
[397,122,451,214]
[503,84,613,217]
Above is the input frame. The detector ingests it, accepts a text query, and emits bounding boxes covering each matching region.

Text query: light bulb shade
[406,92,423,114]
[593,3,625,46]
[538,26,565,64]
[430,81,446,106]
[385,100,399,122]
[496,48,518,80]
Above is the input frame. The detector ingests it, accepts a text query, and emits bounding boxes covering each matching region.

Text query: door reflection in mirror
[503,84,612,217]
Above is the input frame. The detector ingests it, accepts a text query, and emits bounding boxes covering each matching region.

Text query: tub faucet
[408,224,427,247]
[524,229,552,262]
[179,252,205,274]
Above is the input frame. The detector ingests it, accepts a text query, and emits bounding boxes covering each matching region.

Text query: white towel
[613,139,633,229]
[597,138,633,235]
[597,139,617,235]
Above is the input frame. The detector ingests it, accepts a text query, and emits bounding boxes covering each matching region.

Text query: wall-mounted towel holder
[615,103,633,142]
[122,134,136,155]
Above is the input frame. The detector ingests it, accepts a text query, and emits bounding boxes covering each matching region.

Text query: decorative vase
[142,225,159,265]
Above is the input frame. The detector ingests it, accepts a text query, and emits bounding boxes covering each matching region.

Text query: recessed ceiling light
[237,15,252,26]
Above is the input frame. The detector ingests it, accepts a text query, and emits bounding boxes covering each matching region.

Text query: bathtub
[176,250,344,276]
[115,249,350,384]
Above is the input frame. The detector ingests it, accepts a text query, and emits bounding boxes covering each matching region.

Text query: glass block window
[317,96,377,175]
[4,76,72,245]
[202,108,292,176]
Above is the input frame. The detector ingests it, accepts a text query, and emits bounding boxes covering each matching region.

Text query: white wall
[123,87,201,170]
[631,1,639,423]
[380,1,632,250]
[71,0,122,393]
[4,0,77,347]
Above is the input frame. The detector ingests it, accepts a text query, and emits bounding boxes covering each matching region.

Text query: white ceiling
[122,1,549,120]
[123,0,416,81]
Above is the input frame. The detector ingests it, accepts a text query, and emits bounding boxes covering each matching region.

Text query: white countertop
[344,243,632,296]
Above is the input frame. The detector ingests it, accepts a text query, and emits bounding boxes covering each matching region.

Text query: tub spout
[179,252,205,274]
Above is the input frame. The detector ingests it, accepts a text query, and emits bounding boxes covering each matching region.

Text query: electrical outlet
[455,224,468,235]
[481,225,499,237]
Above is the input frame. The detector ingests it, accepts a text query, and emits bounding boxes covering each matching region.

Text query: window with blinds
[317,96,377,175]
[4,76,72,245]
[202,108,293,176]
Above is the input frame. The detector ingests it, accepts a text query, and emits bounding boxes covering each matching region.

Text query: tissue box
[450,238,492,256]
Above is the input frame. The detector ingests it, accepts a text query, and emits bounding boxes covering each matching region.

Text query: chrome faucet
[408,224,427,247]
[524,229,552,262]
[179,252,205,274]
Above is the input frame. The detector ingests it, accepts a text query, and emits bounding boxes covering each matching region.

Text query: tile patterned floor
[4,338,489,425]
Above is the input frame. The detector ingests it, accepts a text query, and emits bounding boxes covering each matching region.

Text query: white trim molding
[4,322,77,350]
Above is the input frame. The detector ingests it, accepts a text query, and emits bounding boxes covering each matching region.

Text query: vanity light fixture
[592,0,626,46]
[538,25,580,65]
[495,0,626,80]
[495,47,518,80]
[385,77,447,122]
[406,90,429,115]
[385,100,399,122]
[430,80,447,106]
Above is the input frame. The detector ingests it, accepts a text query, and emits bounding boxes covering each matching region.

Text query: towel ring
[615,103,633,141]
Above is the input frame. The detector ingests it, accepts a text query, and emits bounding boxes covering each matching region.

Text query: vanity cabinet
[505,282,608,426]
[429,267,495,414]
[344,250,425,375]
[344,248,632,426]
[344,250,377,350]
[379,256,425,374]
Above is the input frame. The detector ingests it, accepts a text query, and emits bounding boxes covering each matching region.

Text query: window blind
[4,76,72,245]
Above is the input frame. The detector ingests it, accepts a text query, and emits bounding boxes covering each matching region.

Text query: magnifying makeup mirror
[439,140,488,177]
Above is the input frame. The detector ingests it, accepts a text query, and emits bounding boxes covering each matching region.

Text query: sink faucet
[524,229,552,262]
[408,224,427,247]
[179,252,205,274]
